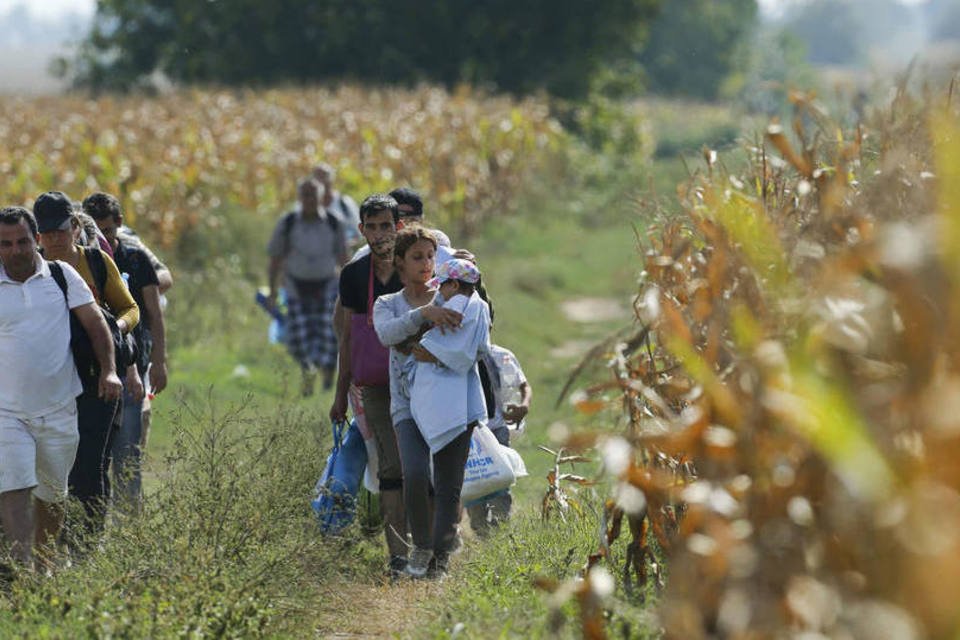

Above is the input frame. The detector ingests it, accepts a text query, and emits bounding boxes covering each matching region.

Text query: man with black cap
[0,205,122,567]
[35,190,140,542]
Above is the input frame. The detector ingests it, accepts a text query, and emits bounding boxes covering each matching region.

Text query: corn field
[560,82,960,639]
[0,85,567,246]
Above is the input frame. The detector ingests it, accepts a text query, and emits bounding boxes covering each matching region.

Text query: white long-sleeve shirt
[410,292,490,453]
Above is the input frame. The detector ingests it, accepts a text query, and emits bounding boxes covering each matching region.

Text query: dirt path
[550,296,629,361]
[314,571,450,639]
[559,296,626,324]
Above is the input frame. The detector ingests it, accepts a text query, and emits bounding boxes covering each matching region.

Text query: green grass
[134,149,659,637]
[1,97,743,638]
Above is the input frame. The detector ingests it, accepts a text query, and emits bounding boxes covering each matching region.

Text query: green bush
[0,395,336,637]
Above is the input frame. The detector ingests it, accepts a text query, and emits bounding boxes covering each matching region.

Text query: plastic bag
[311,419,368,534]
[461,424,520,505]
[362,437,379,494]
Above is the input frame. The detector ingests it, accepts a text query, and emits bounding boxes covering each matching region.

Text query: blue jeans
[111,387,143,505]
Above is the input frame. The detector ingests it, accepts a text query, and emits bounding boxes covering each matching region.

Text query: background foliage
[63,0,662,99]
[638,0,757,100]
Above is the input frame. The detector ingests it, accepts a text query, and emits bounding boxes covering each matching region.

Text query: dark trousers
[68,390,120,536]
[395,419,473,557]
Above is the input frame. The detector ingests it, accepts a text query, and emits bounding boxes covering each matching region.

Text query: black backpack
[48,254,136,390]
[282,209,341,255]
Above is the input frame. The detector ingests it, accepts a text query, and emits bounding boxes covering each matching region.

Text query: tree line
[60,0,757,100]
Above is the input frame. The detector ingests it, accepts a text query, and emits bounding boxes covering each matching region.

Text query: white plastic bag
[501,444,528,478]
[362,436,379,494]
[460,424,517,504]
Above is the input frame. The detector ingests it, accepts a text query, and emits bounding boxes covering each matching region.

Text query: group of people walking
[267,169,531,579]
[0,191,169,568]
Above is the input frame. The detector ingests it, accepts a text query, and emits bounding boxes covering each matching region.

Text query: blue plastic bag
[311,419,368,534]
[254,288,287,344]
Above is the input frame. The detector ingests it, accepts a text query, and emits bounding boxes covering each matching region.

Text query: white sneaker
[405,547,434,578]
[450,527,464,555]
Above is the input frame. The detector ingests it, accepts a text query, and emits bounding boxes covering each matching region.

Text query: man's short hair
[82,192,123,222]
[313,163,335,182]
[299,177,325,200]
[359,194,399,223]
[389,187,423,218]
[0,206,38,235]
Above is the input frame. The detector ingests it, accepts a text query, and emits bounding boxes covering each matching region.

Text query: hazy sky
[1,0,931,21]
[0,0,94,20]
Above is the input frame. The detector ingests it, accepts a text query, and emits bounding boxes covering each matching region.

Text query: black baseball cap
[33,191,75,233]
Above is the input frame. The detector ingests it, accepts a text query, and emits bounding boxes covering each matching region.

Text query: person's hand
[412,344,439,363]
[125,366,145,403]
[503,404,529,424]
[99,370,123,402]
[265,291,279,314]
[421,306,462,334]
[329,393,348,423]
[149,360,168,395]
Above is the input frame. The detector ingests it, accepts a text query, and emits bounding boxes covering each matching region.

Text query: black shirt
[339,254,402,314]
[112,237,160,369]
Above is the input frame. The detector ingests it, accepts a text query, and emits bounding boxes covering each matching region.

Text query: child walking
[468,344,532,536]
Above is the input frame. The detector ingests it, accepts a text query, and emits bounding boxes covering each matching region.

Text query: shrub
[0,394,338,637]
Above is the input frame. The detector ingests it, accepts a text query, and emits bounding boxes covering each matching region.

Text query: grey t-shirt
[267,210,347,294]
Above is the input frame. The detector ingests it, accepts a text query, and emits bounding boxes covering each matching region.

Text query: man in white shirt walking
[0,206,122,566]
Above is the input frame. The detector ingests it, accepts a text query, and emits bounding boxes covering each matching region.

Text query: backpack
[282,209,340,255]
[48,256,136,390]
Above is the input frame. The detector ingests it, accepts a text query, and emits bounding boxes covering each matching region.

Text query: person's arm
[504,381,532,425]
[332,297,345,341]
[156,268,173,294]
[141,284,167,395]
[411,343,440,364]
[72,302,123,401]
[420,304,463,334]
[267,256,284,309]
[100,251,139,334]
[335,222,349,267]
[125,363,144,402]
[374,295,428,347]
[329,306,353,423]
[121,230,172,293]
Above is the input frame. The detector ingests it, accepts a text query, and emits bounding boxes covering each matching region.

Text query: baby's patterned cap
[428,257,481,288]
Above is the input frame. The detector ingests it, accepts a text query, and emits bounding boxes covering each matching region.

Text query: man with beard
[328,194,409,575]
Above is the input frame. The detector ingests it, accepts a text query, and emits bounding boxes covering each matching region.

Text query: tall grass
[0,395,350,637]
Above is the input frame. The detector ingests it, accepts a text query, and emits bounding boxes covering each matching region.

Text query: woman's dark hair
[0,206,38,235]
[394,227,438,265]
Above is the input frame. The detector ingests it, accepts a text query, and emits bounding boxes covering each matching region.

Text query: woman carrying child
[373,229,489,577]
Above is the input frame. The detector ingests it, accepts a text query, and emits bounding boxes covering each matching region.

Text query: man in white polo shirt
[0,206,122,566]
